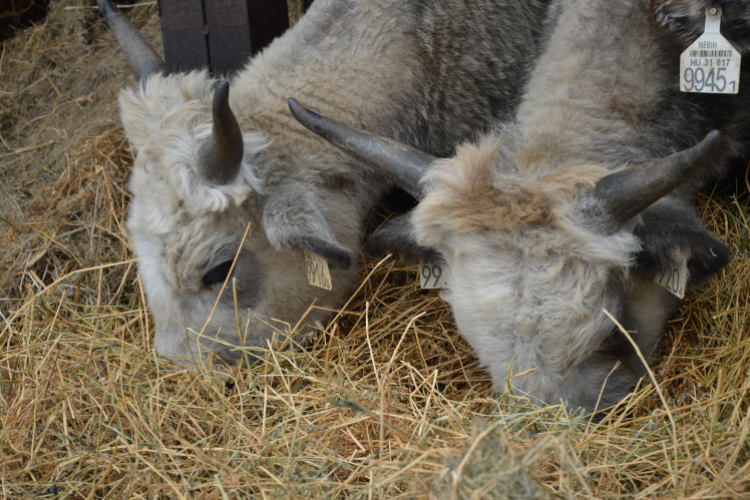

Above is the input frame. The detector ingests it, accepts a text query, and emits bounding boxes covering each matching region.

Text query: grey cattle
[98,0,552,366]
[293,0,748,414]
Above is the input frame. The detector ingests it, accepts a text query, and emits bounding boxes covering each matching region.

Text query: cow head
[99,0,358,367]
[291,101,729,413]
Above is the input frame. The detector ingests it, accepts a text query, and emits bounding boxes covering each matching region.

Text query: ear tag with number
[680,5,741,94]
[305,251,332,290]
[419,256,444,289]
[653,257,687,299]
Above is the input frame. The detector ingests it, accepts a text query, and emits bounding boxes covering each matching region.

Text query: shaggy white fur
[123,73,267,227]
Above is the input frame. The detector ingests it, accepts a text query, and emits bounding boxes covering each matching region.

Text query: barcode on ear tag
[653,260,687,299]
[680,6,741,94]
[419,257,444,289]
[305,252,332,290]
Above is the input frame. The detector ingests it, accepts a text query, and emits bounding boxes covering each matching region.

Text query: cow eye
[202,260,234,288]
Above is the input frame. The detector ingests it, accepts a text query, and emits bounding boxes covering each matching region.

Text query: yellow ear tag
[680,5,741,94]
[305,252,332,290]
[653,257,687,299]
[419,256,444,289]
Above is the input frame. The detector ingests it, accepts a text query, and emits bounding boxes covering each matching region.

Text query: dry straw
[2,2,750,499]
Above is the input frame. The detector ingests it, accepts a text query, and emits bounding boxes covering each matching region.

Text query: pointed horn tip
[594,129,724,230]
[288,98,321,124]
[686,129,721,167]
[287,97,303,119]
[213,81,231,113]
[703,129,721,151]
[199,79,243,185]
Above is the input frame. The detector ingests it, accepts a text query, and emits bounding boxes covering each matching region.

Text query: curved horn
[594,130,721,228]
[288,98,436,199]
[198,81,245,185]
[97,0,167,81]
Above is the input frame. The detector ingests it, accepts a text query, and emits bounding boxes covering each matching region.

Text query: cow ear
[635,202,729,289]
[118,90,156,151]
[651,0,750,55]
[366,212,438,264]
[261,186,352,269]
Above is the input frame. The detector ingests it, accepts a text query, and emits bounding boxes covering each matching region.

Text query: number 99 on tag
[419,257,444,289]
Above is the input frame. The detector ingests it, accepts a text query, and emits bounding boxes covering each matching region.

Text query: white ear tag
[305,252,332,290]
[419,256,444,289]
[680,5,741,94]
[653,257,687,299]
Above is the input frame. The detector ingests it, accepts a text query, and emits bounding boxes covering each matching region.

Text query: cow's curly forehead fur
[415,136,612,237]
[121,72,267,235]
[414,136,641,267]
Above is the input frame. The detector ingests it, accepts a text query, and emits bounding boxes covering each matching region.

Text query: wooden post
[204,0,254,75]
[158,0,297,75]
[158,0,210,72]
[246,0,290,61]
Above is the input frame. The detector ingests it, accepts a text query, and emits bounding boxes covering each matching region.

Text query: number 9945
[683,66,735,93]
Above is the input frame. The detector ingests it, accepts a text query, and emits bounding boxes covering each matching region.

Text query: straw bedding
[1,2,749,498]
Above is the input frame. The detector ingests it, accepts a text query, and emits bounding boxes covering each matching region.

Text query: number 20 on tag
[680,5,741,94]
[653,264,686,299]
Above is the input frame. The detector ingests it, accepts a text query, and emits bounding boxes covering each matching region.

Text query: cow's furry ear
[118,91,157,151]
[366,212,437,264]
[635,201,729,289]
[262,187,352,269]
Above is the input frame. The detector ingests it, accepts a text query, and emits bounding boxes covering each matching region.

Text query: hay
[287,0,305,27]
[1,2,750,499]
[0,0,160,300]
[0,0,49,42]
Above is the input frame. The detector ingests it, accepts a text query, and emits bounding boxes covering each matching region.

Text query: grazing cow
[291,0,748,413]
[97,0,553,365]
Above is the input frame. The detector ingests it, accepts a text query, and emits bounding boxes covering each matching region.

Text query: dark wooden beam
[158,0,302,75]
[247,0,289,58]
[204,0,253,75]
[157,0,209,73]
